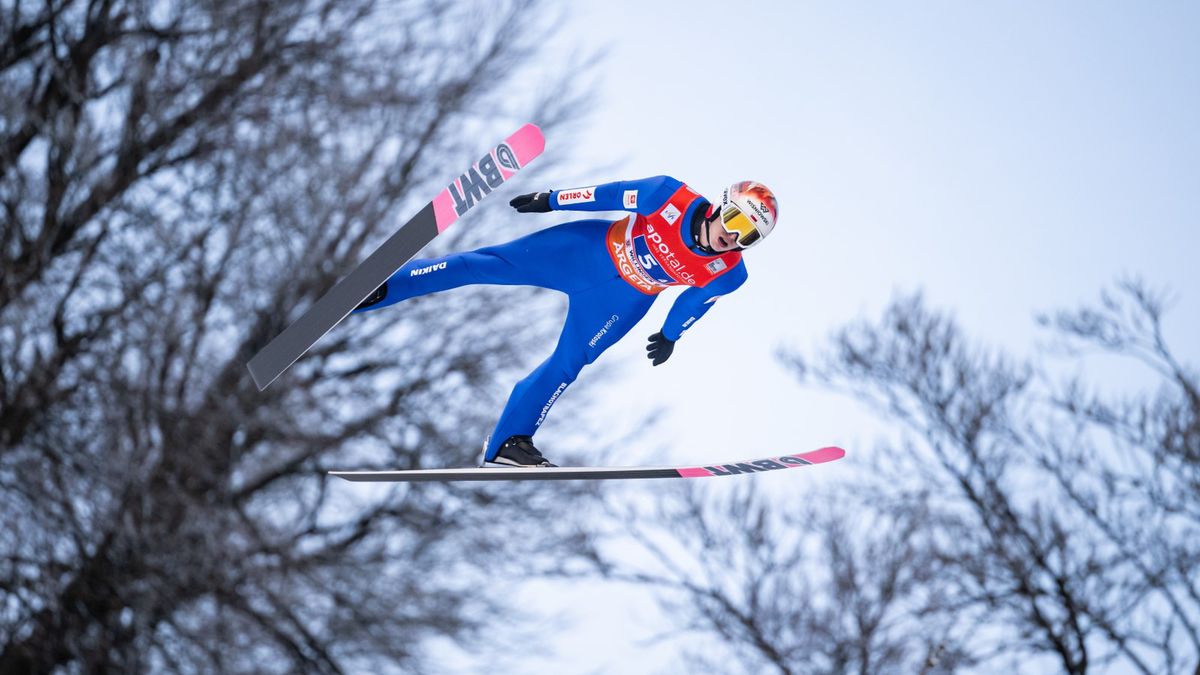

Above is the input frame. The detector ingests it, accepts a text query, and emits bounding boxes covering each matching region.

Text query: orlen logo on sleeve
[623,190,638,209]
[557,187,596,205]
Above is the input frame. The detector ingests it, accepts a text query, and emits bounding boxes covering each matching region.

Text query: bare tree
[782,284,1199,674]
[585,281,1197,674]
[1032,280,1200,674]
[582,483,974,675]
[1,0,600,672]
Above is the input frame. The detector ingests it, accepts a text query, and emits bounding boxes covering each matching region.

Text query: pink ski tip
[509,123,546,163]
[795,446,846,464]
[432,190,458,233]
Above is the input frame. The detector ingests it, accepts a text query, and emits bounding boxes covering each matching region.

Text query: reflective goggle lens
[720,205,761,247]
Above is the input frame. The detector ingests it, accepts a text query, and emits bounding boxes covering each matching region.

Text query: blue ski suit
[354,176,748,460]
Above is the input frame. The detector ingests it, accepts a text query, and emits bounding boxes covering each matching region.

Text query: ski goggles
[719,203,763,248]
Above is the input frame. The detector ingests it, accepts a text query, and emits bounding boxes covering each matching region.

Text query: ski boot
[482,435,556,468]
[355,282,388,311]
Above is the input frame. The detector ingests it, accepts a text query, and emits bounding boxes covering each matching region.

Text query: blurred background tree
[0,0,599,672]
[587,280,1198,674]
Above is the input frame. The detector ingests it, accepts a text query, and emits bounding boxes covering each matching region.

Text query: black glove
[646,332,675,366]
[509,191,552,213]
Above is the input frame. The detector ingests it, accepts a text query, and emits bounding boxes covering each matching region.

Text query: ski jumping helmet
[716,181,779,249]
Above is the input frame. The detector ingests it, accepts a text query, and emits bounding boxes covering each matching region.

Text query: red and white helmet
[718,181,779,249]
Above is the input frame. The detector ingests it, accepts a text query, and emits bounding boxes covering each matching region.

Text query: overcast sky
[497,2,1199,672]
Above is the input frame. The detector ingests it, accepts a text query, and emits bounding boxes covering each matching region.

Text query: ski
[329,446,845,482]
[247,124,547,390]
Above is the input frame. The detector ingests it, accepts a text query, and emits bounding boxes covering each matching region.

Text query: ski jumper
[353,176,749,460]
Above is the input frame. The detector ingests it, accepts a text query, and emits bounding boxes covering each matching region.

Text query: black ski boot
[355,282,388,311]
[483,435,556,468]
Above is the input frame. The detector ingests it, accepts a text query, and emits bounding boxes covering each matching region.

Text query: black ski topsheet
[246,124,546,391]
[329,447,845,482]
